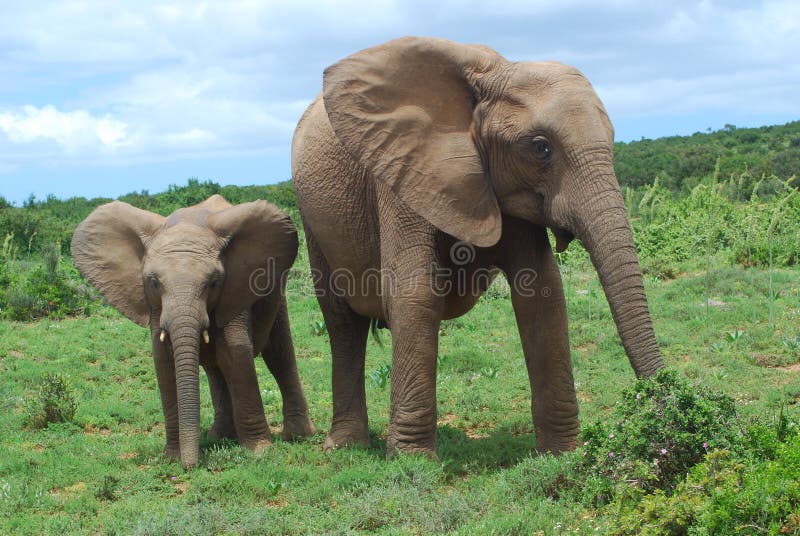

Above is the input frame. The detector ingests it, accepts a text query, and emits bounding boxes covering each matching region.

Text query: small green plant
[41,242,59,276]
[725,328,744,343]
[479,366,499,379]
[24,373,78,429]
[260,388,279,406]
[1,232,17,260]
[709,342,726,353]
[369,364,391,388]
[310,319,327,336]
[95,475,120,502]
[265,480,284,496]
[782,335,800,355]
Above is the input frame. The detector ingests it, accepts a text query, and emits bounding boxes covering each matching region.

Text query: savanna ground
[1,238,799,534]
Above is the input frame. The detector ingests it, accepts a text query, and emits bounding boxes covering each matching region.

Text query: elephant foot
[535,436,578,456]
[281,414,316,441]
[534,422,579,456]
[163,444,181,461]
[386,438,439,461]
[241,436,273,454]
[323,422,370,451]
[207,422,238,441]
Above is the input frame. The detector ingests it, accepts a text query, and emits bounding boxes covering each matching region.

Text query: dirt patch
[753,354,800,370]
[84,424,111,436]
[465,422,493,439]
[51,481,87,499]
[118,452,137,460]
[438,413,457,426]
[265,498,289,508]
[776,362,800,372]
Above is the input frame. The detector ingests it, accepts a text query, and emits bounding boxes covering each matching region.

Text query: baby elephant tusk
[203,330,210,344]
[159,330,166,343]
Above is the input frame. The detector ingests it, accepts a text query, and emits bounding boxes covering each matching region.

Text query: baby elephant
[72,194,314,468]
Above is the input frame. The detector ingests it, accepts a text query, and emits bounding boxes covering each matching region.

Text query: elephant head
[323,37,662,377]
[71,195,297,467]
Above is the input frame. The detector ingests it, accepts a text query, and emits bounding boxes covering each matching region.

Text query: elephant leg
[216,311,272,452]
[261,297,315,440]
[385,290,442,458]
[503,225,579,454]
[150,316,180,460]
[204,364,237,440]
[307,231,371,450]
[376,186,444,458]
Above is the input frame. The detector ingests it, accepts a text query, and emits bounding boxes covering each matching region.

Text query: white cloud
[160,128,216,147]
[598,64,800,117]
[0,105,129,151]
[0,0,797,181]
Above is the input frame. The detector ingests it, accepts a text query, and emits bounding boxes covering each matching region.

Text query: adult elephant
[292,37,663,457]
[72,195,314,467]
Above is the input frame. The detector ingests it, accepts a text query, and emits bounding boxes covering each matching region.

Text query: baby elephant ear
[207,201,298,327]
[323,36,503,247]
[71,201,165,326]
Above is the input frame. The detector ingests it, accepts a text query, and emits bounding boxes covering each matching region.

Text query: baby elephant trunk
[162,303,210,469]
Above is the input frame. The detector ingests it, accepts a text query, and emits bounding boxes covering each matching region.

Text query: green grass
[1,247,799,534]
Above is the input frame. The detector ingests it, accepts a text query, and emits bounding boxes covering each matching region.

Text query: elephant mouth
[550,227,575,253]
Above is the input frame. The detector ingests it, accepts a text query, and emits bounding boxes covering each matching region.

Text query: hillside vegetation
[615,120,800,192]
[1,120,798,259]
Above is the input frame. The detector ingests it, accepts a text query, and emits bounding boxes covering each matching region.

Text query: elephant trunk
[166,314,203,468]
[555,161,664,378]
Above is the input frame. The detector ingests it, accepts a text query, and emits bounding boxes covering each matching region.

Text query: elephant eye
[208,274,223,290]
[531,138,552,161]
[150,277,160,290]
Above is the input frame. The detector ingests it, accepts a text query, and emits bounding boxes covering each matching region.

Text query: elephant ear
[207,201,298,327]
[323,36,503,247]
[71,201,165,327]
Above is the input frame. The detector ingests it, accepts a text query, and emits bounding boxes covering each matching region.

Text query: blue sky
[1,1,799,204]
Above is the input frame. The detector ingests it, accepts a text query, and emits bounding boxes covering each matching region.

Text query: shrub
[24,373,78,429]
[3,244,100,320]
[611,432,800,535]
[580,369,737,503]
[5,286,42,321]
[95,475,120,502]
[641,255,680,280]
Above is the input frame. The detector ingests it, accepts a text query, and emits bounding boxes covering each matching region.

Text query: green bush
[3,244,100,320]
[95,475,120,502]
[628,179,800,269]
[611,432,800,535]
[23,373,79,429]
[580,370,737,503]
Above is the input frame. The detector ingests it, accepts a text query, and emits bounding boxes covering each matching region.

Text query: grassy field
[1,234,799,534]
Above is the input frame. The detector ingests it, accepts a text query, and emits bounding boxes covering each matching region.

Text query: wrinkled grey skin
[72,195,314,467]
[292,37,663,458]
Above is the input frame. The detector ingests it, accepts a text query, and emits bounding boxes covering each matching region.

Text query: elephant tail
[370,318,388,348]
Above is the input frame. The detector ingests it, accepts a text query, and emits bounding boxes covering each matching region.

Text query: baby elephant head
[71,194,297,467]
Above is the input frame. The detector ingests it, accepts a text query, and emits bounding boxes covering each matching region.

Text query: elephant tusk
[203,330,210,344]
[159,330,166,343]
